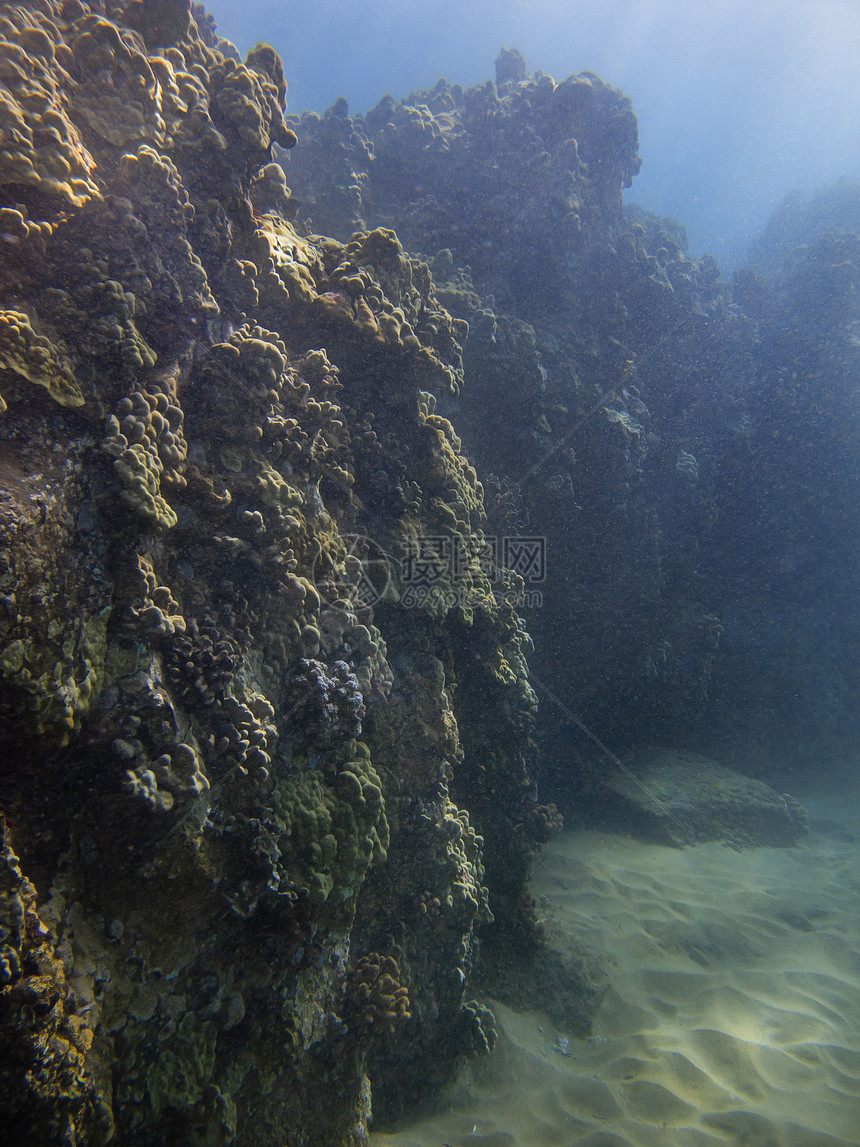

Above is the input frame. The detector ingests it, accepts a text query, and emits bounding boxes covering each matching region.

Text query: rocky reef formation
[0,4,548,1143]
[281,53,739,791]
[588,749,809,848]
[2,6,858,1144]
[746,178,860,278]
[283,47,860,793]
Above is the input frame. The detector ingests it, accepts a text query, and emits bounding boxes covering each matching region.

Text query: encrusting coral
[0,822,109,1142]
[0,308,82,409]
[0,4,542,1144]
[347,953,411,1034]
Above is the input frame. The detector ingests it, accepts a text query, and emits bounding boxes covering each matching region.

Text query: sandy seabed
[372,769,860,1146]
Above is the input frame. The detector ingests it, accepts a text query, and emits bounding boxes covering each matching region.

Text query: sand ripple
[372,785,860,1146]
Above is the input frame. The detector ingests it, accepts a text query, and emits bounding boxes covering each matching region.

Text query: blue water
[204,0,860,272]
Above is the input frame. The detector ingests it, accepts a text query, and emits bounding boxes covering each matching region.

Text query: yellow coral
[69,15,166,147]
[0,8,100,210]
[0,205,53,249]
[350,953,410,1034]
[109,442,178,529]
[256,459,303,507]
[109,379,188,489]
[210,52,296,151]
[129,553,186,634]
[254,216,321,305]
[0,309,83,407]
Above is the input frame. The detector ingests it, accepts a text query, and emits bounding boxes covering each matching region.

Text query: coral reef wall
[3,8,858,1143]
[0,4,545,1143]
[283,50,860,791]
[282,53,740,789]
[711,234,860,767]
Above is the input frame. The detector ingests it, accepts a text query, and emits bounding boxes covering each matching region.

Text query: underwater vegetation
[0,5,858,1146]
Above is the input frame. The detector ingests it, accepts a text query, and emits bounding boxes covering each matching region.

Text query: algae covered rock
[0,6,542,1144]
[0,824,108,1143]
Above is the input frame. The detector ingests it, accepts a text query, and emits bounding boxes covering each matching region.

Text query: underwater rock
[590,749,810,847]
[281,51,749,800]
[0,6,544,1143]
[486,927,608,1038]
[284,54,640,309]
[0,823,108,1142]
